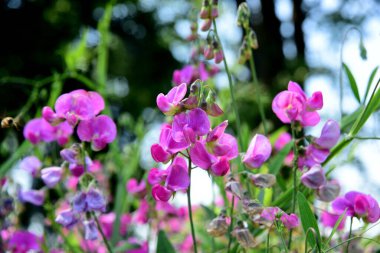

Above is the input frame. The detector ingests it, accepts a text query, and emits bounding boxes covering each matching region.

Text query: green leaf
[156,230,176,253]
[343,63,361,103]
[268,141,293,175]
[364,66,379,103]
[297,192,321,250]
[324,209,347,247]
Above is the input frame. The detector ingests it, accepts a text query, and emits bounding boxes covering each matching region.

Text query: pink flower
[156,83,187,115]
[172,63,217,86]
[274,132,291,151]
[77,115,117,151]
[301,165,326,189]
[261,207,281,221]
[19,156,41,176]
[272,81,322,126]
[172,66,195,86]
[172,108,210,143]
[126,178,146,197]
[8,231,41,253]
[43,89,104,126]
[321,211,346,230]
[280,213,299,229]
[54,121,74,146]
[99,213,115,238]
[243,134,272,169]
[23,118,55,144]
[332,191,380,223]
[134,199,150,224]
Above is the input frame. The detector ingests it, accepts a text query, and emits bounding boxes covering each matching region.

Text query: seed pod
[207,210,228,237]
[232,221,256,249]
[249,173,276,188]
[225,175,243,200]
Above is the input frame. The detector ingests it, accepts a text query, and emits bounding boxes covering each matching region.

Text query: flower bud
[211,0,219,18]
[248,30,259,49]
[249,173,276,188]
[225,175,244,199]
[204,45,215,60]
[237,2,250,28]
[214,49,224,64]
[243,134,272,169]
[201,19,212,32]
[317,180,340,202]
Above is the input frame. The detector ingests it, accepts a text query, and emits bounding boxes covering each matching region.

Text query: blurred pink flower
[156,83,187,115]
[243,134,272,169]
[8,231,41,253]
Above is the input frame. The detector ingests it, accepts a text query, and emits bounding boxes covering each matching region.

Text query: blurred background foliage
[1,0,380,190]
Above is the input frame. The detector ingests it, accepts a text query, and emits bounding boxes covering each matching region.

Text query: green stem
[212,19,243,152]
[288,123,299,249]
[248,51,268,135]
[346,217,354,253]
[275,221,289,253]
[187,158,198,253]
[92,212,114,253]
[266,226,272,253]
[227,196,235,253]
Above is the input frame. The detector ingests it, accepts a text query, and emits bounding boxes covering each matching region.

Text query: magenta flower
[301,165,326,189]
[41,166,63,188]
[19,156,41,176]
[152,184,172,202]
[172,66,195,86]
[156,83,187,115]
[151,123,189,163]
[321,211,346,230]
[54,121,74,146]
[243,134,272,169]
[261,207,281,221]
[8,231,41,253]
[172,108,210,143]
[332,191,380,223]
[148,168,168,185]
[314,119,340,149]
[77,115,117,151]
[126,178,146,197]
[43,89,104,126]
[133,199,150,224]
[272,81,323,126]
[274,132,291,151]
[280,213,300,229]
[23,118,55,144]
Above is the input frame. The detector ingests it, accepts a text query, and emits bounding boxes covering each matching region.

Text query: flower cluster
[172,62,218,86]
[259,207,299,229]
[150,81,238,201]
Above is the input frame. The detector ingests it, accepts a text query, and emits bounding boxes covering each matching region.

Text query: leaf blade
[156,230,176,253]
[364,66,379,103]
[343,63,361,103]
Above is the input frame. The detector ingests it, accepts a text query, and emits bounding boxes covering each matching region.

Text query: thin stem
[288,122,299,249]
[248,51,268,135]
[275,221,289,253]
[187,157,198,253]
[353,136,380,140]
[212,19,243,152]
[227,196,235,253]
[266,225,272,253]
[325,236,380,252]
[346,217,354,253]
[92,212,114,253]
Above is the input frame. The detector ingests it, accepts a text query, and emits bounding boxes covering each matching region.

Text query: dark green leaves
[297,192,321,251]
[156,230,176,253]
[343,63,360,103]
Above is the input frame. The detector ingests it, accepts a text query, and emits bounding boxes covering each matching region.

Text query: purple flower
[83,219,98,240]
[321,211,346,231]
[301,165,326,189]
[8,231,41,253]
[54,121,74,146]
[317,180,340,202]
[172,108,210,143]
[243,134,272,169]
[41,166,63,188]
[332,191,380,223]
[261,207,281,221]
[43,89,105,126]
[55,209,80,228]
[77,115,117,151]
[19,189,45,206]
[72,188,107,213]
[152,184,172,202]
[272,81,322,126]
[314,119,340,149]
[156,83,187,115]
[19,156,41,176]
[280,213,299,229]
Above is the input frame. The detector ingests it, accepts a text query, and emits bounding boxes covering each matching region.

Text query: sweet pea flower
[55,209,80,228]
[72,188,107,213]
[8,231,41,253]
[156,83,187,115]
[41,166,63,188]
[274,132,291,151]
[272,81,323,126]
[83,219,98,240]
[19,156,41,176]
[43,89,104,126]
[301,165,326,189]
[317,180,340,202]
[53,121,74,146]
[314,119,340,149]
[150,124,189,163]
[280,213,300,229]
[126,178,146,197]
[321,211,346,230]
[332,191,380,223]
[172,108,210,143]
[19,189,45,206]
[77,115,117,151]
[243,134,272,169]
[172,62,217,86]
[23,118,55,144]
[260,207,299,229]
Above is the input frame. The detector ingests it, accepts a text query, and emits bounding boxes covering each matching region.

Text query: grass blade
[364,66,379,103]
[157,230,176,253]
[324,210,347,247]
[343,63,361,103]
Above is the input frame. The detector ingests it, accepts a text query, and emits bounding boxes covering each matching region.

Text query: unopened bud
[200,0,211,19]
[201,19,212,32]
[211,0,219,18]
[237,2,250,28]
[225,175,244,199]
[214,49,224,64]
[249,174,276,188]
[204,45,215,60]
